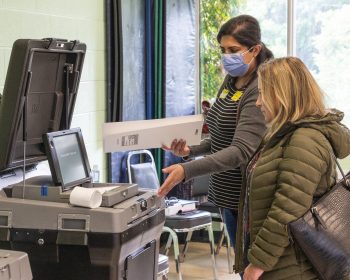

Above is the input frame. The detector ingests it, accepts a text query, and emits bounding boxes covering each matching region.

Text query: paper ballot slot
[68,185,137,208]
[10,176,138,207]
[103,114,203,152]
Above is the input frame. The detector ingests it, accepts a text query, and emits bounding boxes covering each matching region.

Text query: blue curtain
[107,0,146,183]
[106,0,197,184]
[163,0,196,173]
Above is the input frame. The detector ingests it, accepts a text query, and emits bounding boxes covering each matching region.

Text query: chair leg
[162,226,182,280]
[207,224,218,280]
[180,230,193,262]
[215,228,225,255]
[164,231,173,256]
[223,224,233,274]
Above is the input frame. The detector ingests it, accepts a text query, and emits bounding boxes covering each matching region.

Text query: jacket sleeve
[248,129,331,271]
[187,138,212,157]
[181,85,266,181]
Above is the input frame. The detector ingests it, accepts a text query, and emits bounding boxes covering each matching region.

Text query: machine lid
[0,38,86,172]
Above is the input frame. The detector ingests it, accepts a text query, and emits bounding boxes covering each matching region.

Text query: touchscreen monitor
[43,128,91,190]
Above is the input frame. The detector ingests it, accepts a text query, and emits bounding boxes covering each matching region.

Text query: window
[200,0,350,168]
[200,0,236,102]
[238,0,287,58]
[296,0,350,168]
[296,1,350,126]
[200,0,287,102]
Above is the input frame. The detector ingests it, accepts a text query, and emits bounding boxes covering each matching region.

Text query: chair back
[191,174,210,196]
[127,150,160,190]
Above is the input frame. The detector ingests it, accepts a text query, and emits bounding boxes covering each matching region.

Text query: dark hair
[217,15,273,66]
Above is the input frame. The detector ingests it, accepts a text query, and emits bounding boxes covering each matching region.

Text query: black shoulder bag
[289,157,350,280]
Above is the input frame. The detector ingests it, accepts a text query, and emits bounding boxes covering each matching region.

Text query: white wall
[0,0,107,180]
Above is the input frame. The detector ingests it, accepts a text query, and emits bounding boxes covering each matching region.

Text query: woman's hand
[157,164,185,197]
[162,139,190,157]
[243,264,264,280]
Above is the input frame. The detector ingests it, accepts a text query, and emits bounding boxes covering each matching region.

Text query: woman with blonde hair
[236,57,350,280]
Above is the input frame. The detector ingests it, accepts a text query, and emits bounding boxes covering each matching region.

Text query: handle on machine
[43,38,80,50]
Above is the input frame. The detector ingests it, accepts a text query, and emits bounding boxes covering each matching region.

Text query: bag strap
[331,153,350,188]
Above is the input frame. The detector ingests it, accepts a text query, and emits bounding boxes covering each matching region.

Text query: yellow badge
[219,89,229,99]
[231,90,243,102]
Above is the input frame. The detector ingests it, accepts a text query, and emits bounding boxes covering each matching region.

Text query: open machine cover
[0,38,86,172]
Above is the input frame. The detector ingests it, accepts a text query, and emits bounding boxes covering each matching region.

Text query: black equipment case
[0,189,165,280]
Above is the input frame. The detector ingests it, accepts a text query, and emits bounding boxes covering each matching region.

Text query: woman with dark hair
[158,15,273,252]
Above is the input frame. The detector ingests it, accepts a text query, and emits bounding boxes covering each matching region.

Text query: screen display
[52,133,88,186]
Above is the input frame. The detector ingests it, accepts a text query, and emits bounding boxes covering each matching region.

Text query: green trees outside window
[200,0,242,102]
[199,0,350,167]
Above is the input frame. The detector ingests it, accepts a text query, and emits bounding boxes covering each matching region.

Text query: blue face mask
[221,48,254,77]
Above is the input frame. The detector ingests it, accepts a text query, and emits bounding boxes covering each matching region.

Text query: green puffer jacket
[235,110,350,280]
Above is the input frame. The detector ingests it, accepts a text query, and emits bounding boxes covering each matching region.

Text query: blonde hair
[257,57,326,140]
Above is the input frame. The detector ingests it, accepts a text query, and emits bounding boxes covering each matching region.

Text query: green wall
[0,0,107,180]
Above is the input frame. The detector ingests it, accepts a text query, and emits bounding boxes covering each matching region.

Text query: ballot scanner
[0,39,165,280]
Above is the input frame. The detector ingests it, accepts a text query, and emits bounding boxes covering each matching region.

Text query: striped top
[206,78,245,209]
